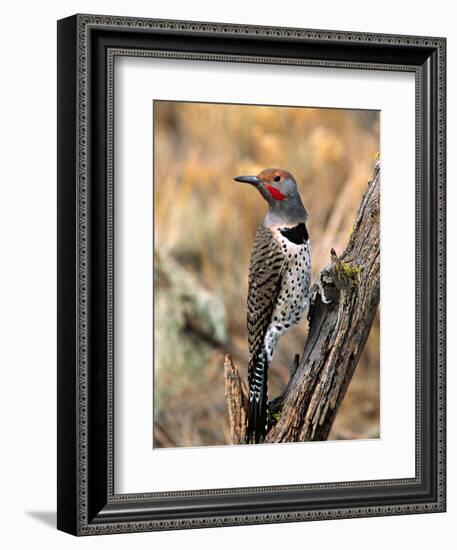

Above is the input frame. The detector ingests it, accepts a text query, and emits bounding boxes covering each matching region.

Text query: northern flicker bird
[234,168,311,444]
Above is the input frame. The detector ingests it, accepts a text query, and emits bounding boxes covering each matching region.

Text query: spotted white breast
[263,228,311,362]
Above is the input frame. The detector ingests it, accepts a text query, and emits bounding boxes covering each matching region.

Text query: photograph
[0,0,451,542]
[51,7,445,538]
[153,100,380,448]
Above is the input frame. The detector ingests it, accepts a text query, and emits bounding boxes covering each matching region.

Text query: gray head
[234,168,308,227]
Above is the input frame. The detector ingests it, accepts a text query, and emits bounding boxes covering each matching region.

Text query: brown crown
[257,168,294,182]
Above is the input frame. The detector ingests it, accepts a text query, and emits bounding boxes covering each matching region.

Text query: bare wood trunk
[224,162,380,444]
[224,354,248,444]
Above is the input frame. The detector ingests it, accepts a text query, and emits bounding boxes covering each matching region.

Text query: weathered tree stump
[224,161,380,443]
[224,355,248,444]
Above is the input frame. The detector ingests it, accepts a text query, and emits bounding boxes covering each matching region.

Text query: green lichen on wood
[340,261,361,283]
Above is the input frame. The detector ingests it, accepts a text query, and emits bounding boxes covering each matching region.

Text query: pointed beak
[233,175,262,186]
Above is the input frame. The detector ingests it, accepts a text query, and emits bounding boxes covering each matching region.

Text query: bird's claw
[309,269,337,309]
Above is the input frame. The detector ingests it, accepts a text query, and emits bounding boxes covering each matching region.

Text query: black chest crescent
[279,223,309,244]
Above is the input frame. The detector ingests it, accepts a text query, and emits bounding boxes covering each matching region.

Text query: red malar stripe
[266,185,286,201]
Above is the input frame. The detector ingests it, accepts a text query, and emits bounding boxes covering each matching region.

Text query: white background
[115,58,415,493]
[0,1,454,548]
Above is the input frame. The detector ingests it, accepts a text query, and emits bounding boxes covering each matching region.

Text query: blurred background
[153,100,380,448]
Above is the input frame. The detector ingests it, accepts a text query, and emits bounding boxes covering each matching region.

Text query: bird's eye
[274,175,281,182]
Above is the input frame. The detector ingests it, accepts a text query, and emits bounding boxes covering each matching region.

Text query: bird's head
[234,168,308,225]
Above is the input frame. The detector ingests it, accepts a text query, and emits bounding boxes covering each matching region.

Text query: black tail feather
[246,347,268,444]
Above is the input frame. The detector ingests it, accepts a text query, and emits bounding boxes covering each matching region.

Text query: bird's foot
[317,269,335,304]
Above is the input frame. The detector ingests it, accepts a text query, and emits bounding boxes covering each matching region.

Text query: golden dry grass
[153,100,380,447]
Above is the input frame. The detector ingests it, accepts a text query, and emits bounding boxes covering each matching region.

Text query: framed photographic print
[57,14,446,535]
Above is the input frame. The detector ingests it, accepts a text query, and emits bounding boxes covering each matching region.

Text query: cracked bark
[224,162,380,443]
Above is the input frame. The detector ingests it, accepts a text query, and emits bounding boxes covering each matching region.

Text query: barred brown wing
[246,225,285,376]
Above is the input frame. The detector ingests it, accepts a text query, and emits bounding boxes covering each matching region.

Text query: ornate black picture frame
[57,14,446,535]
